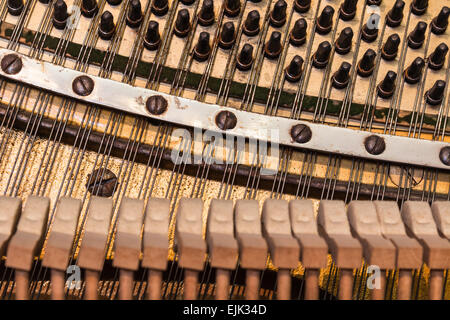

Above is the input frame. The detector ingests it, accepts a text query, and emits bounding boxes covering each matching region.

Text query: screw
[72,75,94,96]
[364,135,385,155]
[440,146,450,166]
[216,111,237,130]
[290,124,312,144]
[1,54,22,75]
[86,168,118,197]
[146,95,168,115]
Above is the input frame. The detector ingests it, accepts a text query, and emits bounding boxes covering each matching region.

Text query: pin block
[0,196,21,256]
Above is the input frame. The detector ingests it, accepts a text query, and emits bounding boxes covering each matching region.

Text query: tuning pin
[107,0,122,5]
[144,21,161,51]
[81,0,98,18]
[429,43,449,70]
[361,14,379,43]
[381,33,400,61]
[224,0,240,17]
[270,0,287,27]
[285,55,304,82]
[412,0,428,16]
[367,0,381,5]
[289,18,307,47]
[357,49,376,77]
[98,11,115,40]
[219,22,235,50]
[264,31,282,59]
[332,62,351,89]
[53,0,69,30]
[335,27,353,55]
[312,41,331,69]
[294,0,310,13]
[180,0,195,5]
[236,44,254,71]
[431,6,449,35]
[377,71,397,99]
[316,5,334,35]
[408,21,427,49]
[198,0,215,26]
[243,10,260,36]
[126,0,143,28]
[404,57,425,84]
[8,0,24,16]
[386,0,404,27]
[151,0,168,16]
[174,9,191,38]
[426,80,446,106]
[193,32,211,62]
[339,0,358,21]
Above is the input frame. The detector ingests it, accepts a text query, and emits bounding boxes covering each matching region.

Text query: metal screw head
[86,168,118,197]
[215,111,237,130]
[1,54,22,75]
[72,75,94,96]
[364,135,385,155]
[290,124,312,143]
[146,95,168,115]
[439,146,450,166]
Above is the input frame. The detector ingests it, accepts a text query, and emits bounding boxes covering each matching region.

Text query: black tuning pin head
[193,32,211,62]
[144,21,161,51]
[81,0,98,18]
[361,14,379,43]
[357,49,376,77]
[312,41,331,69]
[53,0,69,30]
[335,27,353,55]
[316,5,334,35]
[429,43,449,71]
[381,33,400,61]
[224,0,240,17]
[332,62,351,89]
[426,80,446,106]
[236,44,254,71]
[152,0,168,16]
[289,18,307,46]
[270,0,287,27]
[412,0,428,16]
[174,9,191,38]
[264,31,282,59]
[285,55,304,82]
[431,6,449,35]
[387,0,404,27]
[404,57,425,84]
[243,10,260,36]
[127,0,143,28]
[294,0,310,13]
[219,22,235,50]
[408,21,427,49]
[7,0,24,16]
[339,0,358,21]
[377,71,397,99]
[367,0,381,5]
[98,11,115,40]
[107,0,122,5]
[198,0,215,26]
[180,0,195,5]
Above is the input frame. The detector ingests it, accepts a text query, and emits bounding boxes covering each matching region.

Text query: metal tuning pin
[81,0,98,18]
[426,80,446,106]
[386,0,404,28]
[429,43,448,71]
[270,0,287,27]
[180,0,195,5]
[285,55,304,82]
[174,9,191,38]
[243,10,260,37]
[411,0,428,16]
[236,44,254,71]
[98,11,115,40]
[289,18,307,47]
[361,14,379,43]
[335,27,353,55]
[377,71,397,99]
[312,41,331,69]
[53,0,69,30]
[198,0,215,27]
[264,31,282,59]
[193,32,211,62]
[316,5,334,35]
[332,62,351,89]
[127,0,143,29]
[381,33,400,61]
[367,0,381,5]
[294,0,310,13]
[7,0,24,16]
[144,21,161,51]
[431,6,449,35]
[404,57,425,85]
[224,0,240,17]
[408,21,427,49]
[339,0,358,21]
[219,22,236,50]
[107,0,122,5]
[151,0,169,17]
[357,49,376,77]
